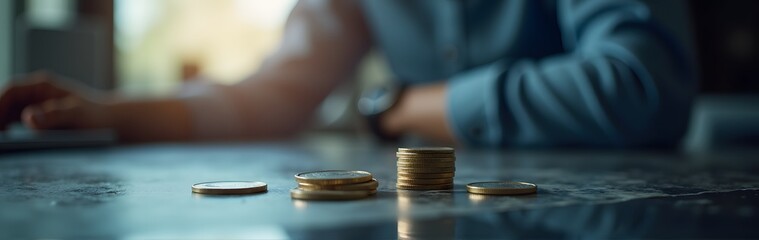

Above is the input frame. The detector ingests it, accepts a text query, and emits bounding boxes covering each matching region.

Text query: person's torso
[361,0,565,84]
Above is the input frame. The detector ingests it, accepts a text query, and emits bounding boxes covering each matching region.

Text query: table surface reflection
[1,134,758,239]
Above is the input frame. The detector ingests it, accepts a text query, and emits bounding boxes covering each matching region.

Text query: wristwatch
[357,83,406,141]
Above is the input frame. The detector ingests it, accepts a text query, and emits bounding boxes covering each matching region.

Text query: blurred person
[0,0,696,147]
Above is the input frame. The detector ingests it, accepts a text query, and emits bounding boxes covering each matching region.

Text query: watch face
[358,86,397,116]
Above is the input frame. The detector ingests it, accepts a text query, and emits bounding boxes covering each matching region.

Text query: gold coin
[397,157,456,163]
[466,181,537,195]
[294,170,372,185]
[397,172,455,179]
[397,178,453,185]
[397,167,455,173]
[191,181,267,195]
[298,179,379,191]
[396,183,453,190]
[289,188,372,200]
[397,161,455,168]
[396,152,455,158]
[397,147,454,154]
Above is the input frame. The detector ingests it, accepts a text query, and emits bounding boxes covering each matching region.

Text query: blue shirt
[361,0,696,147]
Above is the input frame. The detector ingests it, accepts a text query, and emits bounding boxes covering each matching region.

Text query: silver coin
[192,181,268,195]
[466,181,537,195]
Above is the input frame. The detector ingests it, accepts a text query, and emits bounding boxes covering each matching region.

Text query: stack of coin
[291,170,378,200]
[396,147,455,190]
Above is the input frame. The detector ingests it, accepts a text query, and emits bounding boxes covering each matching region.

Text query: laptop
[0,123,116,152]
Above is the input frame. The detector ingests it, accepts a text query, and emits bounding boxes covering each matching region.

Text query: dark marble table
[1,134,758,239]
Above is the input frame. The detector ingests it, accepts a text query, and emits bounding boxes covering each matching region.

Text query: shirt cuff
[446,64,506,147]
[178,82,246,140]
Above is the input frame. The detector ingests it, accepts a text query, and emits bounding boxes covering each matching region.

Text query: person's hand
[0,71,113,131]
[380,82,456,144]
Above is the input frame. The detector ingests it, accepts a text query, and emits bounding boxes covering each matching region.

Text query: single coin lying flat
[397,147,455,154]
[466,181,537,195]
[192,181,268,195]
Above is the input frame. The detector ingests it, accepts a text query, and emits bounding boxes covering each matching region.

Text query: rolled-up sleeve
[446,0,697,148]
[447,63,506,147]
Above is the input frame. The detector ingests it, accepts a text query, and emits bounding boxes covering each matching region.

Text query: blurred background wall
[0,0,11,83]
[11,0,114,90]
[692,0,759,93]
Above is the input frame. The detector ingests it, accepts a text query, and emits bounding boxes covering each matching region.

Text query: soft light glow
[234,0,297,29]
[115,0,296,95]
[115,0,160,50]
[27,0,74,28]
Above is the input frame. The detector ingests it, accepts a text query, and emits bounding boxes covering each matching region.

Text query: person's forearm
[107,99,192,142]
[381,83,456,144]
[179,0,370,140]
[233,81,319,139]
[176,76,334,141]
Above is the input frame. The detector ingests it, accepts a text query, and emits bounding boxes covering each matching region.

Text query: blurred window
[27,0,75,28]
[115,0,297,95]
